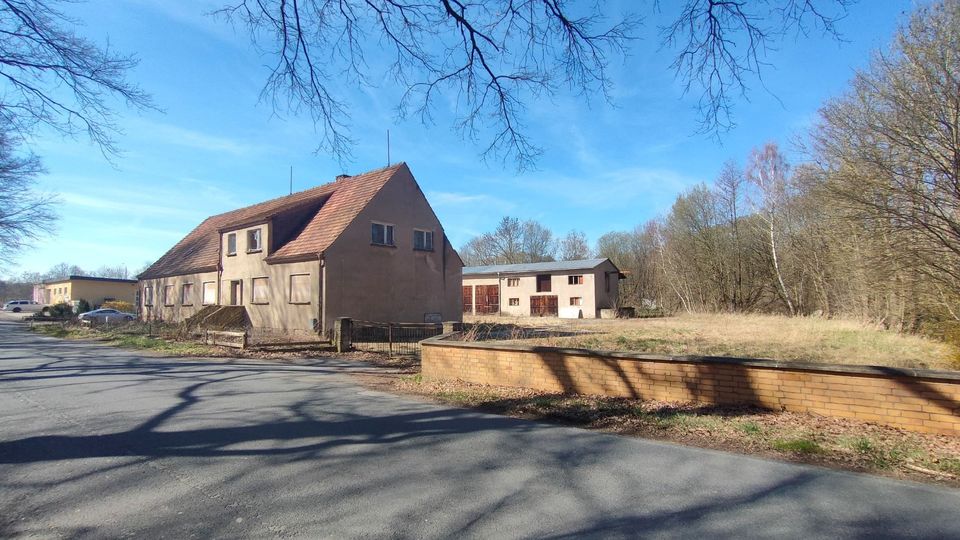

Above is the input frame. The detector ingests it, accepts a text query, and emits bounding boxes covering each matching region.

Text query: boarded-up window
[536,274,551,292]
[144,286,153,306]
[202,282,216,305]
[252,277,269,303]
[289,274,310,303]
[568,275,584,285]
[163,285,174,306]
[227,233,237,255]
[181,283,194,305]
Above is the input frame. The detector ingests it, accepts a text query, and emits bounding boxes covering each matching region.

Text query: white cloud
[146,123,268,155]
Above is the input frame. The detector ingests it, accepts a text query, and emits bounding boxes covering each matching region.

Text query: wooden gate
[475,285,500,314]
[462,286,473,314]
[530,295,558,317]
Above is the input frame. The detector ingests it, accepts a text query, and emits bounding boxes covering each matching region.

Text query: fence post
[388,323,394,357]
[241,332,247,350]
[335,317,352,353]
[442,321,460,334]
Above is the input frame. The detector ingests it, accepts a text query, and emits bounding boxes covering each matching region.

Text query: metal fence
[350,320,444,357]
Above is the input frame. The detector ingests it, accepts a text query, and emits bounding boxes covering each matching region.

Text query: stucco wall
[463,262,620,318]
[323,167,462,331]
[141,271,219,322]
[41,279,137,306]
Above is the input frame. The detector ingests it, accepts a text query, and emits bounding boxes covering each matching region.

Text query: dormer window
[247,228,262,253]
[371,222,394,246]
[226,233,237,256]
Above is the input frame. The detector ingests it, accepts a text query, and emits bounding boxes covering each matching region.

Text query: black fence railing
[350,320,444,357]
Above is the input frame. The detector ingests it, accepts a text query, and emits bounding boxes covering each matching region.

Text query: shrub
[102,300,134,313]
[76,299,92,314]
[47,302,75,318]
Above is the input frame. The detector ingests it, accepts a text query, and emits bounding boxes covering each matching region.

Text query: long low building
[34,275,138,307]
[462,259,623,318]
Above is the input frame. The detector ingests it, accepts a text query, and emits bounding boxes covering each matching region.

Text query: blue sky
[8,0,914,277]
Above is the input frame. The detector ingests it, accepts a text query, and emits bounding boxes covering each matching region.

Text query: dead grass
[382,375,960,486]
[467,313,960,371]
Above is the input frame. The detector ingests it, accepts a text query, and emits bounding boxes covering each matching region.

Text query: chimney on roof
[336,173,351,182]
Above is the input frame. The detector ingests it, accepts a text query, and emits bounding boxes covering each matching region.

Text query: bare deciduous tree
[558,230,591,260]
[0,0,153,155]
[460,216,556,265]
[217,1,850,167]
[0,132,54,257]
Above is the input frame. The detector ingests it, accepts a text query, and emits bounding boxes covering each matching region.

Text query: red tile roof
[139,163,404,279]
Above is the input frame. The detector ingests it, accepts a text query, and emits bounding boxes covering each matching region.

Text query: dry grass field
[465,313,960,371]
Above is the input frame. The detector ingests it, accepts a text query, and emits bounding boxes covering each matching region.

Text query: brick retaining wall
[421,335,960,436]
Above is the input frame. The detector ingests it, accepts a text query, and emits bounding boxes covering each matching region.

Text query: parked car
[1,300,44,313]
[78,308,136,324]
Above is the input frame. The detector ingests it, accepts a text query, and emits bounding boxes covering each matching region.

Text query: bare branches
[661,0,851,133]
[216,0,637,169]
[0,130,55,258]
[0,0,154,156]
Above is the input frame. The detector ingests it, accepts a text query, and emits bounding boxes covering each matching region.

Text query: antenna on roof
[289,165,293,195]
[386,129,390,166]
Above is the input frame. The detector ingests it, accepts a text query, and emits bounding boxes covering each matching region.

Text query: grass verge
[384,376,960,486]
[31,324,219,356]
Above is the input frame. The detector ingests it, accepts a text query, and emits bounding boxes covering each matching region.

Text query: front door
[229,280,242,305]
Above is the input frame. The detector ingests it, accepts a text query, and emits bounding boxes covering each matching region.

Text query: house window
[163,285,175,306]
[252,277,269,304]
[413,229,434,251]
[247,228,262,252]
[507,278,520,287]
[227,233,237,256]
[536,274,551,292]
[568,275,584,285]
[371,222,394,246]
[289,274,310,304]
[202,281,216,305]
[181,283,194,305]
[143,286,153,306]
[509,298,520,306]
[570,297,582,306]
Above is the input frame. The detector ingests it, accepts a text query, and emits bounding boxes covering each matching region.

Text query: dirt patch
[351,364,960,488]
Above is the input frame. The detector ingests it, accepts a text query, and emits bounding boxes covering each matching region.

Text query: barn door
[530,295,558,317]
[476,285,500,314]
[462,286,473,314]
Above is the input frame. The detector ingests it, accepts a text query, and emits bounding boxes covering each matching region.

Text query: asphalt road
[1,318,958,539]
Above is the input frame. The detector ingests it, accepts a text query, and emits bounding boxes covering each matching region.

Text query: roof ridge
[207,162,406,221]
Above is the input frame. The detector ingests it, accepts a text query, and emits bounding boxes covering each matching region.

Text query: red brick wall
[421,339,960,436]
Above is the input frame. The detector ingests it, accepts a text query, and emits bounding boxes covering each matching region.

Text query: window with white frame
[252,277,269,303]
[570,297,582,306]
[181,283,194,305]
[202,281,216,305]
[413,229,434,251]
[371,222,394,246]
[568,275,584,285]
[289,274,311,304]
[226,233,237,255]
[247,228,262,252]
[507,278,520,287]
